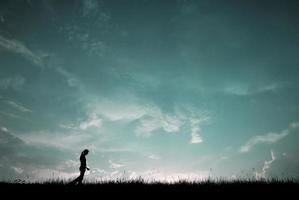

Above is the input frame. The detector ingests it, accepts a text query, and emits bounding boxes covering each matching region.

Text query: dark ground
[1,180,298,199]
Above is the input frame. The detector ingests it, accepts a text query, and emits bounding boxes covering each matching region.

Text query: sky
[0,0,299,182]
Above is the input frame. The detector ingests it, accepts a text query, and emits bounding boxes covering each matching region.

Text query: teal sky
[1,0,299,182]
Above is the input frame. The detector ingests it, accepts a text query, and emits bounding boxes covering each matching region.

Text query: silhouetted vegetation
[1,178,298,198]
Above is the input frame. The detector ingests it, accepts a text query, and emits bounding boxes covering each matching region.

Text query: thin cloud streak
[240,122,299,153]
[6,100,32,113]
[0,35,44,68]
[255,150,276,180]
[0,76,25,90]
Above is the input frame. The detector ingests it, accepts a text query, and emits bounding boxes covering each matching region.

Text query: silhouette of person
[71,149,90,185]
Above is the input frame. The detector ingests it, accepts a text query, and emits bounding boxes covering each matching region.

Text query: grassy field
[1,178,298,198]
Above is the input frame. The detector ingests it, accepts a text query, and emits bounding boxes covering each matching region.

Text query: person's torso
[80,154,86,167]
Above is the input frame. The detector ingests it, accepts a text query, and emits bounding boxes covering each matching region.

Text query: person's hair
[82,149,89,155]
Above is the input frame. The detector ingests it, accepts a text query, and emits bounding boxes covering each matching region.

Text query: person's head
[82,149,89,156]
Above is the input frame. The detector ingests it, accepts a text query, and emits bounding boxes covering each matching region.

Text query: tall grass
[1,176,298,185]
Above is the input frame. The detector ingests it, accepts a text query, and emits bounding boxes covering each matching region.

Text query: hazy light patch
[118,170,210,183]
[87,169,210,183]
[30,168,78,181]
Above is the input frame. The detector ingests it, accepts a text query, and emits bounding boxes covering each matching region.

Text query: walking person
[71,149,90,185]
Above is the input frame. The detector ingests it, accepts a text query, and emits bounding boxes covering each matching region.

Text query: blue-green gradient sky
[1,0,299,182]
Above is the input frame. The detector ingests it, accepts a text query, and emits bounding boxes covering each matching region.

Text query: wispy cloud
[60,112,103,131]
[223,81,289,96]
[87,99,183,137]
[0,126,24,146]
[135,116,161,137]
[135,113,183,137]
[79,113,102,130]
[161,115,182,133]
[255,150,276,180]
[240,122,299,153]
[0,76,25,90]
[190,117,209,144]
[91,99,147,122]
[11,166,24,174]
[56,67,81,88]
[109,160,125,170]
[190,118,203,144]
[147,153,161,160]
[6,100,32,113]
[19,131,90,151]
[82,0,99,17]
[0,35,44,68]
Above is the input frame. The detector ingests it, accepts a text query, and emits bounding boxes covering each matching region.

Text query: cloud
[0,126,83,180]
[255,150,276,180]
[82,0,99,17]
[147,154,161,160]
[86,99,183,137]
[135,116,161,137]
[240,122,299,153]
[134,106,183,137]
[79,113,102,130]
[109,160,125,170]
[90,99,147,122]
[56,67,81,88]
[0,110,28,121]
[0,76,25,90]
[161,115,182,133]
[64,160,78,168]
[18,131,90,151]
[0,126,24,145]
[0,35,44,68]
[6,100,32,113]
[190,117,208,144]
[190,119,203,144]
[223,81,289,96]
[11,166,24,174]
[60,112,103,132]
[86,97,210,144]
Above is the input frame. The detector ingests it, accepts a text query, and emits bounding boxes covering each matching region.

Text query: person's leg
[71,175,80,184]
[77,170,85,184]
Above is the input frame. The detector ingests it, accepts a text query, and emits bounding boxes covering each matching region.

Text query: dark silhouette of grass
[1,178,298,198]
[0,179,299,199]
